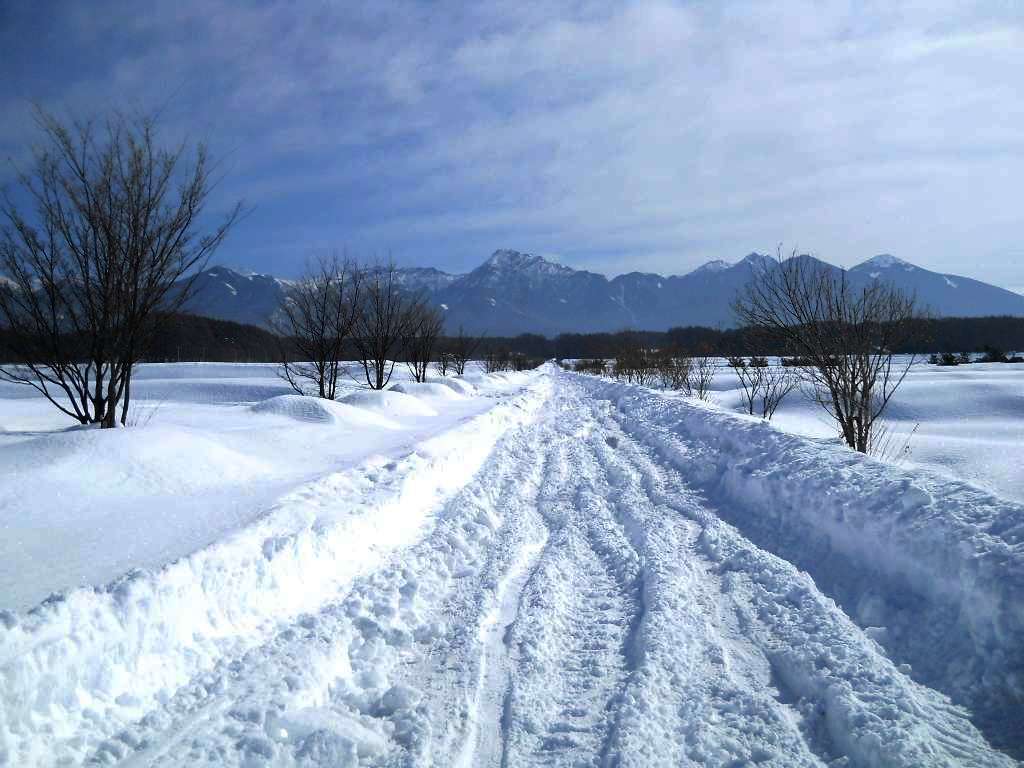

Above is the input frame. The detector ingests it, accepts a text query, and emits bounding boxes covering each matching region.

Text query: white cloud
[1,0,1022,288]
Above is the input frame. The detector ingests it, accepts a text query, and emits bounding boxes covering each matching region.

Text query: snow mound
[437,377,476,396]
[390,382,465,400]
[250,394,399,429]
[340,388,438,417]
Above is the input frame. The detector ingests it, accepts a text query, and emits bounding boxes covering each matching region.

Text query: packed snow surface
[1,363,1022,766]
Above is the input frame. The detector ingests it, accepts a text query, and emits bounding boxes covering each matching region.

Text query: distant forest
[144,313,1024,362]
[5,313,1024,365]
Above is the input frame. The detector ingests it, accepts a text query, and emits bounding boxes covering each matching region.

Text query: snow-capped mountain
[178,251,1024,334]
[180,268,291,328]
[848,254,1024,317]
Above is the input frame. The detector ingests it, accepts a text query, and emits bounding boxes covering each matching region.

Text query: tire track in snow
[76,370,1018,767]
[575,376,1015,767]
[78,379,555,767]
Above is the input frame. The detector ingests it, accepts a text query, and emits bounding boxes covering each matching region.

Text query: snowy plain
[0,361,1021,766]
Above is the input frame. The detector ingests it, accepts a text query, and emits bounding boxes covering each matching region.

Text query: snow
[944,275,959,288]
[340,387,439,417]
[251,394,400,427]
[691,259,731,274]
[0,362,1021,765]
[860,254,915,271]
[713,359,1024,502]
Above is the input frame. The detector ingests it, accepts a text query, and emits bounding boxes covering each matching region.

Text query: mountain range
[181,250,1024,335]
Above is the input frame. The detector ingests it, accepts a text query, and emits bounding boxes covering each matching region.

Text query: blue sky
[1,1,1022,291]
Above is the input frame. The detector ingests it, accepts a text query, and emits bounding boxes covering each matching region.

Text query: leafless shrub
[613,333,657,385]
[351,263,421,389]
[449,325,483,376]
[733,248,923,452]
[273,255,361,399]
[729,355,797,419]
[403,302,444,383]
[654,348,691,392]
[728,355,763,415]
[434,350,453,377]
[510,353,543,371]
[574,358,607,375]
[760,361,799,419]
[0,108,241,427]
[687,345,717,400]
[485,347,512,373]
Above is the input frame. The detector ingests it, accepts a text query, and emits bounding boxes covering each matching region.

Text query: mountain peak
[856,254,915,271]
[739,252,775,270]
[691,259,732,274]
[480,249,573,276]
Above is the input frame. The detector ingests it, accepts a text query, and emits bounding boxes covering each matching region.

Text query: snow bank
[579,372,1024,752]
[389,381,465,401]
[250,394,399,429]
[435,377,476,396]
[0,377,550,766]
[340,388,438,417]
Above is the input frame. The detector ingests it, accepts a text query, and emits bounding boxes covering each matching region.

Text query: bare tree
[733,249,921,452]
[613,332,657,385]
[404,302,444,383]
[688,345,717,400]
[351,264,419,389]
[485,347,512,373]
[759,360,799,419]
[449,325,482,376]
[434,349,453,377]
[0,108,240,427]
[728,355,765,415]
[273,254,361,399]
[654,348,691,391]
[728,355,797,419]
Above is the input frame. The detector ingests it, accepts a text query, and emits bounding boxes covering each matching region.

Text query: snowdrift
[580,372,1024,752]
[340,388,438,417]
[389,381,465,400]
[0,377,550,766]
[250,393,400,429]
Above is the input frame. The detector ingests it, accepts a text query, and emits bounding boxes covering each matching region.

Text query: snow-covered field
[712,359,1024,503]
[1,362,1022,766]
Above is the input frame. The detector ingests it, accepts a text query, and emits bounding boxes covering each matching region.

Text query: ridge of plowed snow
[578,372,1024,756]
[0,377,550,766]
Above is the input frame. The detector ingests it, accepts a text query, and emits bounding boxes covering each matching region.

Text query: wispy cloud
[1,0,1021,285]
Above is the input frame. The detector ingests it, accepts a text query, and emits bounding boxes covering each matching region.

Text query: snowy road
[2,367,1022,766]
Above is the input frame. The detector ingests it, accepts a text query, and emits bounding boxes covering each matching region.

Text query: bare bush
[449,325,483,375]
[729,355,796,419]
[733,249,922,452]
[0,108,240,427]
[274,255,361,399]
[484,348,509,373]
[759,360,799,419]
[687,345,717,400]
[351,264,420,389]
[574,358,607,375]
[728,355,764,415]
[403,303,444,383]
[654,348,691,392]
[434,350,453,377]
[613,333,657,385]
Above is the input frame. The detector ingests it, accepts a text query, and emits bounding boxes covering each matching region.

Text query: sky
[1,1,1022,291]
